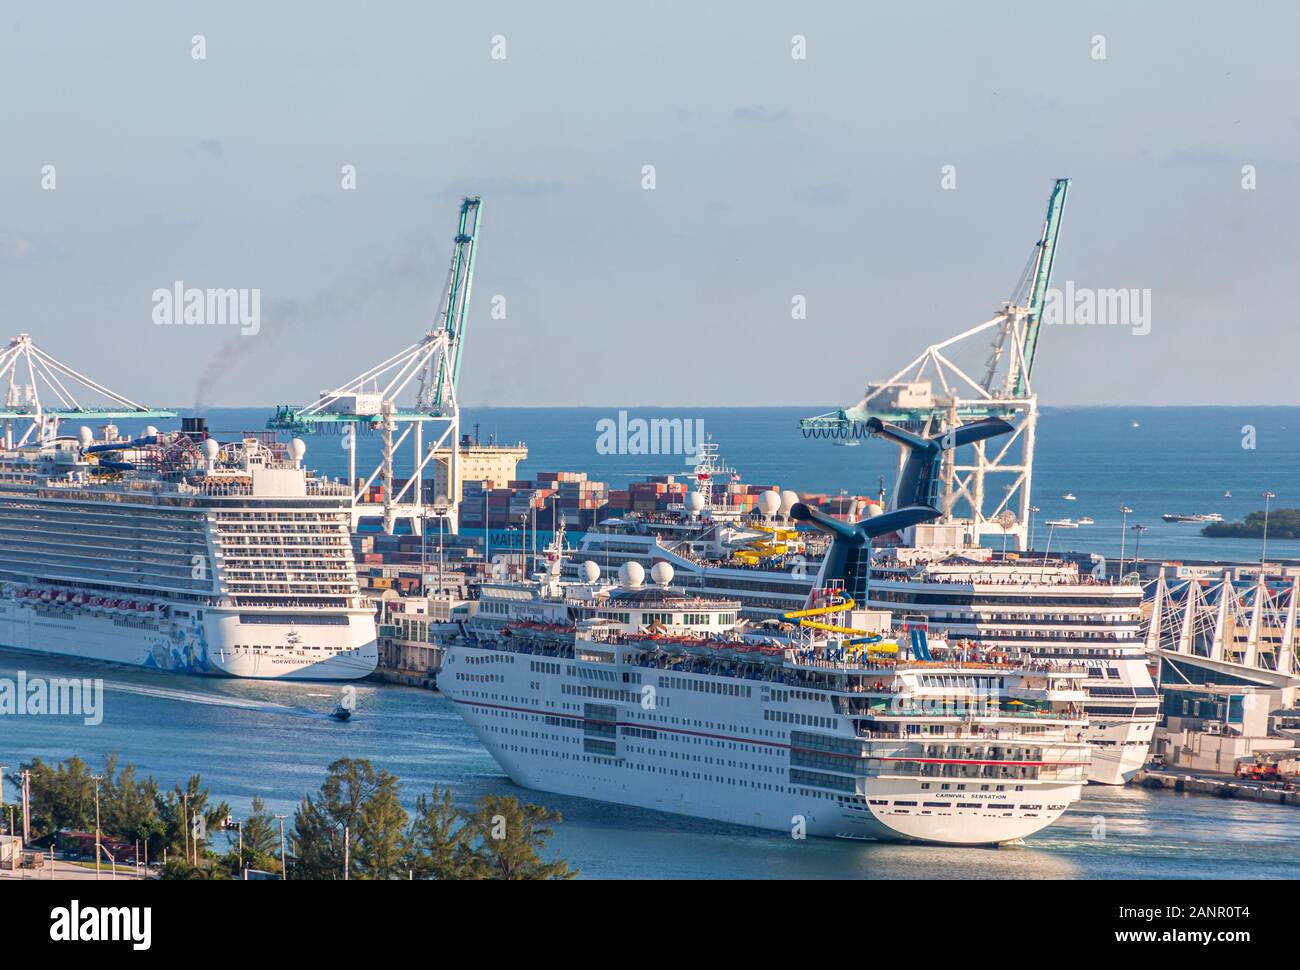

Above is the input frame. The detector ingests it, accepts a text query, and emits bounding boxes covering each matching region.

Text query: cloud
[0,233,34,262]
[792,183,850,205]
[732,105,790,123]
[1162,146,1233,169]
[434,177,563,199]
[195,138,224,159]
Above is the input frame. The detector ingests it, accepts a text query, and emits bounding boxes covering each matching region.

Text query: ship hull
[0,598,377,680]
[1084,717,1156,784]
[455,698,1078,845]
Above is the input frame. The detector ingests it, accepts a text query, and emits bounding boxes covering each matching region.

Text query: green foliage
[18,753,575,882]
[1203,508,1300,539]
[404,786,479,880]
[291,758,408,880]
[463,793,576,881]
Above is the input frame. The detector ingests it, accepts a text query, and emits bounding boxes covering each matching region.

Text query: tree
[292,758,408,880]
[464,794,576,880]
[405,786,478,880]
[154,774,231,863]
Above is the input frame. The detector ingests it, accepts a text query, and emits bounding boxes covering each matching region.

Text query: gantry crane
[800,179,1070,549]
[0,333,175,448]
[269,197,482,534]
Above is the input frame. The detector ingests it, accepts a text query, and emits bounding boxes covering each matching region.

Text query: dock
[1133,768,1300,806]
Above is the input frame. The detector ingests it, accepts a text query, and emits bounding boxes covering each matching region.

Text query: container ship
[0,418,377,679]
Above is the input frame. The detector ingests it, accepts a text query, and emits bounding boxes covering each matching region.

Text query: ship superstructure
[440,553,1091,846]
[866,547,1156,784]
[0,420,377,679]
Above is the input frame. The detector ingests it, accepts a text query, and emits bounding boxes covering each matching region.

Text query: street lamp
[275,814,288,880]
[91,773,102,882]
[1118,506,1133,580]
[1261,491,1277,572]
[1028,506,1040,551]
[1132,523,1147,561]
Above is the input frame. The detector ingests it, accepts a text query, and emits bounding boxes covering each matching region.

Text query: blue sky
[1,1,1295,408]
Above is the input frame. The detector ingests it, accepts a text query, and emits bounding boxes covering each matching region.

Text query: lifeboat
[72,594,86,606]
[40,591,53,602]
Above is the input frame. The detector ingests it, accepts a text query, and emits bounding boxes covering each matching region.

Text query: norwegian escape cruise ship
[440,539,1091,845]
[0,419,377,679]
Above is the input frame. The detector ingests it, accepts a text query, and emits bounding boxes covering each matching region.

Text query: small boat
[1161,512,1224,524]
[329,704,353,722]
[1131,421,1140,428]
[1062,493,1077,501]
[1045,518,1078,528]
[1077,517,1094,525]
[832,440,860,448]
[1224,490,1232,499]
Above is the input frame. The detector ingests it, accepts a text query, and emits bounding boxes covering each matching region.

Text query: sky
[1,1,1296,410]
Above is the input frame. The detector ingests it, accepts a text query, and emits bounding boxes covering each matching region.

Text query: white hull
[444,643,1084,846]
[0,597,377,680]
[1084,716,1157,785]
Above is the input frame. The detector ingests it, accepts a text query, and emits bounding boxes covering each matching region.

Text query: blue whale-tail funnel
[790,503,940,606]
[865,416,1014,510]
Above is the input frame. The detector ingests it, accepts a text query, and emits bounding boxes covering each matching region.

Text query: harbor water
[2,648,1297,880]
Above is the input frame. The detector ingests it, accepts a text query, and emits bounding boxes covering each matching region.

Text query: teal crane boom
[1015,177,1069,397]
[429,197,482,412]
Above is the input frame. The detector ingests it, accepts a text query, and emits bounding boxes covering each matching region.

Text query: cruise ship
[0,419,377,679]
[441,527,1092,845]
[866,548,1157,784]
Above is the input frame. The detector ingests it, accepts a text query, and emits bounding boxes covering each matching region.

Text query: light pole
[1118,506,1133,580]
[275,814,288,880]
[1261,491,1277,572]
[1028,506,1040,552]
[1132,523,1147,561]
[92,773,102,881]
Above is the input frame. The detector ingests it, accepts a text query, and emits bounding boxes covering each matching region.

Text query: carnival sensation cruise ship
[0,418,377,679]
[440,517,1093,846]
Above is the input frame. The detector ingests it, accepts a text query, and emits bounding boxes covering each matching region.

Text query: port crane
[0,333,175,448]
[269,197,482,534]
[800,178,1070,550]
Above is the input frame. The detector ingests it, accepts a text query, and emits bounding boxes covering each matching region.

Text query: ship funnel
[865,416,1014,510]
[790,502,940,606]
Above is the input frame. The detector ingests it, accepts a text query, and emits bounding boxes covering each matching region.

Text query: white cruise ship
[0,419,377,679]
[441,557,1091,846]
[866,548,1157,785]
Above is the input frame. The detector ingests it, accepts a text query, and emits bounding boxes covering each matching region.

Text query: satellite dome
[757,490,781,516]
[866,503,884,518]
[291,438,307,461]
[78,427,93,447]
[203,438,220,460]
[618,561,646,588]
[144,425,158,437]
[582,560,601,583]
[650,561,674,586]
[685,492,705,513]
[779,490,800,515]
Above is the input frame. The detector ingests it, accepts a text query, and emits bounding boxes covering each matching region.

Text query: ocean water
[1,648,1296,880]
[144,404,1300,564]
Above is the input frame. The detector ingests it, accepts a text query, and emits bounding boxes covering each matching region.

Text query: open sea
[2,405,1299,878]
